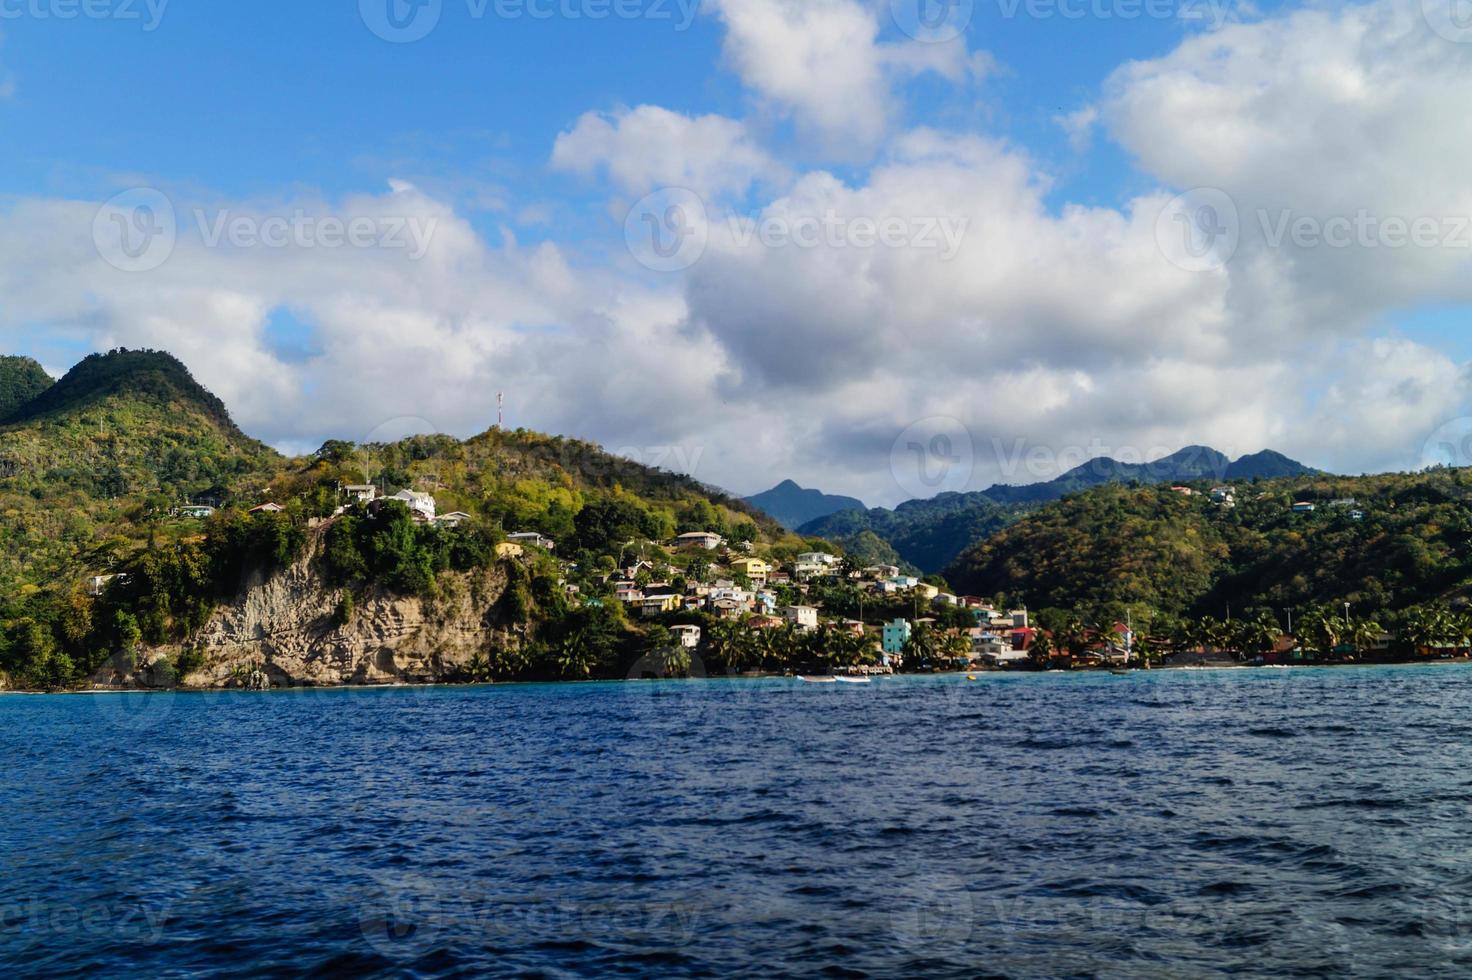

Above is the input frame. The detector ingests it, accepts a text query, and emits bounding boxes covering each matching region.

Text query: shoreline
[5,657,1472,696]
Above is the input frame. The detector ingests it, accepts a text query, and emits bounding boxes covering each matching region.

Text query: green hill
[945,470,1472,619]
[0,349,281,596]
[0,348,796,689]
[0,356,53,422]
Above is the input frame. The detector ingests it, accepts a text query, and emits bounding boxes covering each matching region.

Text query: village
[122,479,1438,676]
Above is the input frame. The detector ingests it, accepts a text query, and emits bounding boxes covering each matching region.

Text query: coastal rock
[151,531,515,689]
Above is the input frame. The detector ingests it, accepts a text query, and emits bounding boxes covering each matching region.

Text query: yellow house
[639,594,682,617]
[729,557,771,584]
[496,542,524,559]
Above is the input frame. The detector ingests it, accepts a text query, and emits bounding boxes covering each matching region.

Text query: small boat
[799,676,837,683]
[834,676,871,684]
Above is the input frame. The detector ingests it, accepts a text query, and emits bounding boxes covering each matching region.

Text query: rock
[152,531,516,689]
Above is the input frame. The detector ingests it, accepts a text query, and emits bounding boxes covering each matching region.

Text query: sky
[1,0,1471,506]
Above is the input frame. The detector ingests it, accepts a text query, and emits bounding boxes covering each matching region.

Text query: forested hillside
[0,349,795,688]
[946,471,1472,619]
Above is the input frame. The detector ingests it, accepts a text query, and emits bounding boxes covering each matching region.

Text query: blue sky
[1,1,1262,220]
[1,0,1470,503]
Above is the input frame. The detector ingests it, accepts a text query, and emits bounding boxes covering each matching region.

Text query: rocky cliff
[118,532,515,689]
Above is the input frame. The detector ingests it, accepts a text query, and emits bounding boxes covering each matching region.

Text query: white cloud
[550,105,781,200]
[707,0,972,154]
[6,0,1472,509]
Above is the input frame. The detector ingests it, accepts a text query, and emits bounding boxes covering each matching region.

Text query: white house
[675,531,724,551]
[343,484,378,503]
[783,605,819,630]
[435,512,472,528]
[178,505,215,519]
[797,552,841,567]
[507,531,555,551]
[671,625,702,649]
[389,490,436,521]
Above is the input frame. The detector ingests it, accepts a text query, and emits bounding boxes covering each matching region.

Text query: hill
[0,348,801,689]
[0,356,53,422]
[744,480,865,530]
[0,349,281,595]
[945,469,1472,621]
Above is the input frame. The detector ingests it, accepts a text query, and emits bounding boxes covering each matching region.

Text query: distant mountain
[745,479,865,530]
[0,356,53,423]
[1226,449,1316,480]
[982,446,1318,504]
[800,492,1035,574]
[800,446,1320,573]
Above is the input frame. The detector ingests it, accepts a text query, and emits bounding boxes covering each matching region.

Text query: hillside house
[507,531,555,551]
[675,531,723,551]
[671,625,702,649]
[782,605,819,630]
[729,557,771,586]
[388,490,436,521]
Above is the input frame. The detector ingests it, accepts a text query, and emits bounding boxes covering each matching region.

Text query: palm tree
[1296,608,1339,659]
[1028,629,1054,669]
[706,621,745,674]
[1400,606,1448,658]
[1234,612,1281,660]
[903,622,940,671]
[1347,616,1383,659]
[942,631,972,667]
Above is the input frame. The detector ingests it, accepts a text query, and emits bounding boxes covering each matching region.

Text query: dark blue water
[6,666,1472,977]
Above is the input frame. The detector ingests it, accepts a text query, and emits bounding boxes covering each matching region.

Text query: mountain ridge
[744,479,865,530]
[799,445,1320,572]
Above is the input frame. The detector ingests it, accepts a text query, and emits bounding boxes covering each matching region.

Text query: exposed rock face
[164,535,514,688]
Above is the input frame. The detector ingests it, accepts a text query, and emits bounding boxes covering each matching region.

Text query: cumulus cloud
[6,0,1472,508]
[550,105,782,200]
[707,0,972,154]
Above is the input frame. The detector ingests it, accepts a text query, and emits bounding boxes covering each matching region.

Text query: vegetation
[0,348,798,690]
[948,470,1472,622]
[0,356,53,422]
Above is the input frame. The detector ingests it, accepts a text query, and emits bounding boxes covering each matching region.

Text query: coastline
[6,657,1472,696]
